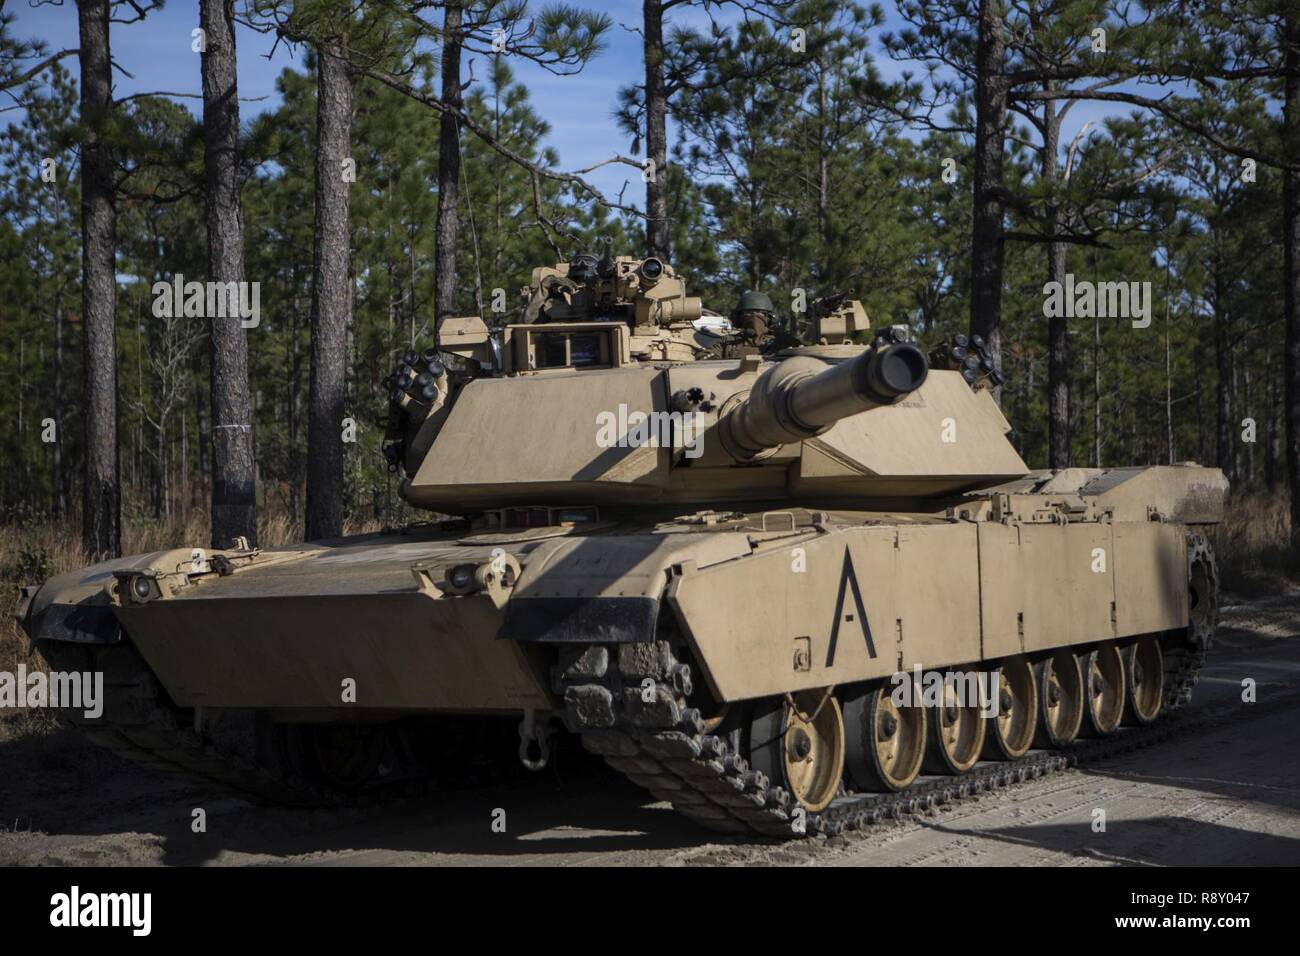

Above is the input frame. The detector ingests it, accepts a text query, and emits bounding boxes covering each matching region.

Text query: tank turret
[381,251,1030,511]
[718,341,929,460]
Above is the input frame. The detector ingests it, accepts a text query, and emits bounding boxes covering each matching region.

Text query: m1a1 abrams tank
[18,242,1227,837]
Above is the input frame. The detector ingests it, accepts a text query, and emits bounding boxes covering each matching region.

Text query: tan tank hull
[25,463,1224,714]
[24,480,1225,831]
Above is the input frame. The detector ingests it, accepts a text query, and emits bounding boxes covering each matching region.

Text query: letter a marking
[825,548,876,666]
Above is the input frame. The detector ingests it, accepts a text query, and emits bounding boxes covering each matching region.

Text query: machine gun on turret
[807,289,869,345]
[519,238,701,329]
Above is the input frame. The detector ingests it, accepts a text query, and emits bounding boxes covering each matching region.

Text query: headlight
[444,563,478,595]
[113,571,163,605]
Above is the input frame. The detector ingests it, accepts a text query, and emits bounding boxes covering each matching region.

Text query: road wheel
[278,723,389,792]
[982,656,1038,760]
[1124,637,1164,725]
[1034,650,1085,748]
[844,683,927,792]
[749,689,845,813]
[924,678,986,774]
[1080,644,1126,737]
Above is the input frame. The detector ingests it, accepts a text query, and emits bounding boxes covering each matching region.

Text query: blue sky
[8,0,676,201]
[7,0,1129,206]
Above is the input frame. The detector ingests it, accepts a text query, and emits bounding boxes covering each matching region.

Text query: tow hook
[518,709,553,771]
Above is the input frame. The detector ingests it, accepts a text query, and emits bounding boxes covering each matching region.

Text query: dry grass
[0,492,382,743]
[0,522,76,743]
[1215,492,1299,597]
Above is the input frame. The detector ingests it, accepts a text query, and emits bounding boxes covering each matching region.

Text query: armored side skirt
[667,520,1189,703]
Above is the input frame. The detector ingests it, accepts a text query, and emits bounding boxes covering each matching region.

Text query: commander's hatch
[502,322,632,374]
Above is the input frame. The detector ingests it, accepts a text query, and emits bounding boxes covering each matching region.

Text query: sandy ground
[2,593,1298,867]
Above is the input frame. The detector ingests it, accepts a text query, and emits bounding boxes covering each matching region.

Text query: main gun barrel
[719,343,929,460]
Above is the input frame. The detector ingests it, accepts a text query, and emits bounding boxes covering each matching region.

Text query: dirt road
[2,593,1298,867]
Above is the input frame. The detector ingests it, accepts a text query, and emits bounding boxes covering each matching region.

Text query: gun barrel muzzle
[720,343,929,460]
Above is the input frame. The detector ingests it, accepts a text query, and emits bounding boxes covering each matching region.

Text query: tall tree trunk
[1194,357,1206,464]
[433,2,463,327]
[1093,309,1101,467]
[191,346,208,509]
[305,44,353,541]
[971,0,1007,403]
[181,412,189,521]
[816,50,829,258]
[18,337,26,495]
[1213,267,1236,484]
[1164,254,1174,465]
[1243,365,1254,483]
[1286,13,1300,550]
[1043,88,1069,467]
[288,279,303,523]
[1267,350,1282,490]
[52,293,66,516]
[134,317,142,489]
[152,423,164,518]
[643,0,670,260]
[77,0,120,561]
[201,0,257,548]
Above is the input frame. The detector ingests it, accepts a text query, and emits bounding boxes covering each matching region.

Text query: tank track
[1164,530,1218,708]
[32,640,437,807]
[558,531,1218,839]
[34,640,319,805]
